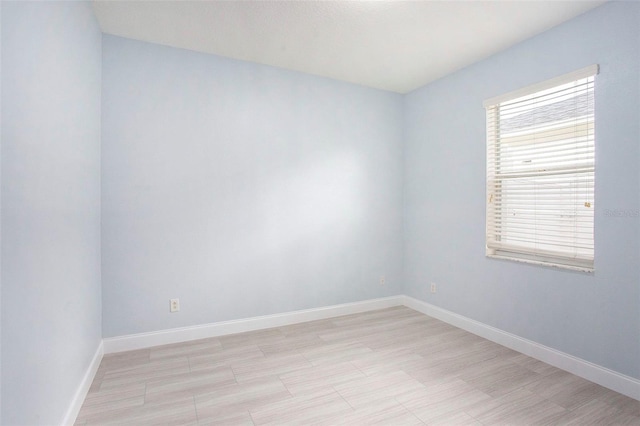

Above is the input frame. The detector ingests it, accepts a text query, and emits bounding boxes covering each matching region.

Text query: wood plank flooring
[76,306,640,425]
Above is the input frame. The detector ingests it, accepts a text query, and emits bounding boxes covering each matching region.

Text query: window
[484,65,598,272]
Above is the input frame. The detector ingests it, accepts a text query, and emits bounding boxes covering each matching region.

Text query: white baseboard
[402,295,640,401]
[97,293,639,402]
[103,295,404,354]
[62,340,104,426]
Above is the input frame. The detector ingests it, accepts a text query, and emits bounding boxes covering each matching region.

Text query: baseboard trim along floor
[102,296,405,353]
[402,296,640,401]
[63,341,104,426]
[69,294,639,424]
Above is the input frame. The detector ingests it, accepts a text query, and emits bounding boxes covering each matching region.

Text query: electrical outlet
[170,298,180,312]
[380,276,386,286]
[430,283,437,293]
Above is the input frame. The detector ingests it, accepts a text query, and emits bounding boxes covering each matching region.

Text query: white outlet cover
[170,298,180,312]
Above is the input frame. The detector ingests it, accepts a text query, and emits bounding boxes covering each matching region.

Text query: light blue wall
[0,3,3,422]
[1,2,102,424]
[101,36,404,337]
[403,1,640,379]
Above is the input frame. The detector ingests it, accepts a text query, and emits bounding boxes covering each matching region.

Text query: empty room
[1,0,639,424]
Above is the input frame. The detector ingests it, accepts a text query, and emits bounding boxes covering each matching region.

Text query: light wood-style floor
[76,306,640,425]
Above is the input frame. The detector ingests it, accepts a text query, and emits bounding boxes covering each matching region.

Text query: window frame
[484,65,598,272]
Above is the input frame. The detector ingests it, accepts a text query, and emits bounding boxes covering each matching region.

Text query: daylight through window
[485,65,598,272]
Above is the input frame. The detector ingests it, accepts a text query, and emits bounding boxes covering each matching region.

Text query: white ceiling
[92,0,605,94]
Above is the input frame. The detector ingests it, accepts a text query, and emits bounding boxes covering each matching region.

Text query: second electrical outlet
[170,298,180,312]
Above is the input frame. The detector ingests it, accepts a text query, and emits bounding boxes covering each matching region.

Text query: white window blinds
[484,65,598,272]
